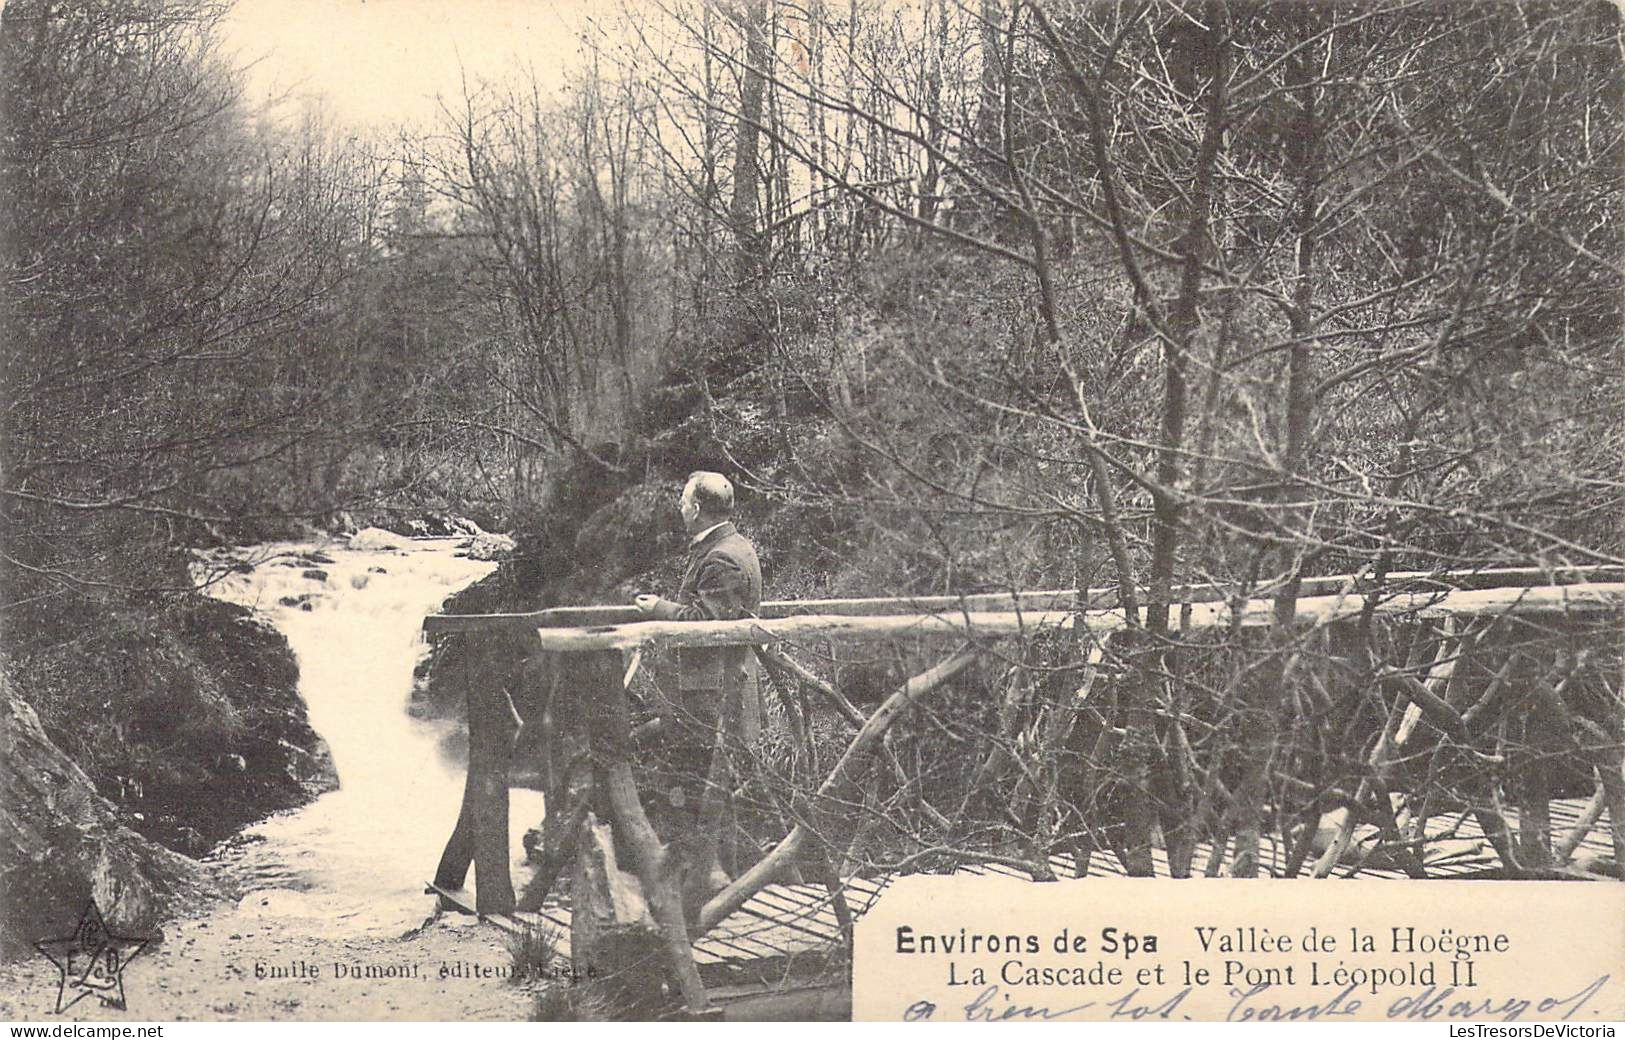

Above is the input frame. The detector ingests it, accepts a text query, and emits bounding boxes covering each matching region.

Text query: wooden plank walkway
[431,873,888,968]
[440,798,1612,973]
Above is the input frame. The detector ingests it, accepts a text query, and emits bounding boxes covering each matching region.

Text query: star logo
[33,900,150,1014]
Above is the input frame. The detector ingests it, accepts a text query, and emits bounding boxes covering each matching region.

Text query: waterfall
[198,536,544,937]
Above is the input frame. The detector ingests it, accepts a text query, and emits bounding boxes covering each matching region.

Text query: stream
[197,535,544,938]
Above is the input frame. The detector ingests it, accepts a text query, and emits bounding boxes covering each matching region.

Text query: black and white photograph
[1,0,1621,1024]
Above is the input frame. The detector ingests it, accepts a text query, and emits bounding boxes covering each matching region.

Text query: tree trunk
[1234,9,1321,877]
[579,649,711,1013]
[729,0,770,290]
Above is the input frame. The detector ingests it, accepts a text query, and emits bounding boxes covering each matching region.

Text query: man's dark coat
[652,521,763,624]
[650,521,764,739]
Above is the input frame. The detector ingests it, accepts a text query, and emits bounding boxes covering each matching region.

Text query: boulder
[349,527,407,552]
[1,684,217,954]
[275,738,338,797]
[464,532,517,561]
[568,485,676,589]
[568,814,669,1019]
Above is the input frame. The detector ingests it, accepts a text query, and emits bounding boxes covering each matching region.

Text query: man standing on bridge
[633,470,763,917]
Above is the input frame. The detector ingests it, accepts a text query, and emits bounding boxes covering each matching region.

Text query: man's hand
[634,594,661,614]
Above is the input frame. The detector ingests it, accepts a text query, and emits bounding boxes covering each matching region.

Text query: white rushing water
[198,535,545,938]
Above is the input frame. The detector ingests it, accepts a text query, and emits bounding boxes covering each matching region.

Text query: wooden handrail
[422,565,1624,634]
[523,583,1625,653]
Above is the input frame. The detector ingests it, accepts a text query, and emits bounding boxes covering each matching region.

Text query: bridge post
[432,631,519,914]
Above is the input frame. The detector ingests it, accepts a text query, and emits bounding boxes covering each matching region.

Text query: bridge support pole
[433,631,520,914]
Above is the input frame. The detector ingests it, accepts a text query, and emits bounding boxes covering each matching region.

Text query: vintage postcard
[1,0,1620,1026]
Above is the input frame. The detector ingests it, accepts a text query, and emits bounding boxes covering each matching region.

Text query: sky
[220,0,607,130]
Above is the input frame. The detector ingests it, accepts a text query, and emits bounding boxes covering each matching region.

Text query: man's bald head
[680,471,734,530]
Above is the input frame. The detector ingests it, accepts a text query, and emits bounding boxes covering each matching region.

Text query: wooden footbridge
[422,564,1624,1017]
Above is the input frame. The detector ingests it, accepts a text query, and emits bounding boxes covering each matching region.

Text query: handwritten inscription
[898,977,1610,1023]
